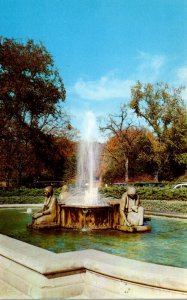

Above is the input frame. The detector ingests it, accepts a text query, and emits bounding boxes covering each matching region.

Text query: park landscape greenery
[0,37,187,213]
[100,84,187,183]
[99,186,187,213]
[0,186,186,213]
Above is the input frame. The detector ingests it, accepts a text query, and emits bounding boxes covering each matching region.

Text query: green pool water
[0,208,186,268]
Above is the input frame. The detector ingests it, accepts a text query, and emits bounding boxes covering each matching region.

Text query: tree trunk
[154,170,159,182]
[6,172,10,188]
[17,170,22,187]
[125,157,129,182]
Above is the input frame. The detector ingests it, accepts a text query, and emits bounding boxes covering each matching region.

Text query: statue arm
[43,198,57,215]
[32,207,44,218]
[120,195,131,227]
[121,209,131,227]
[36,208,43,213]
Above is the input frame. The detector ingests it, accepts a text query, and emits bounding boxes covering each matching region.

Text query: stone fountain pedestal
[60,203,119,230]
[59,203,151,232]
[29,203,151,232]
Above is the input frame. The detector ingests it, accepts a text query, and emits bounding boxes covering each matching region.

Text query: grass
[141,200,187,213]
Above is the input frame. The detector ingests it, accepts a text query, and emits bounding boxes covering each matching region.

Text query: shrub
[0,187,44,197]
[99,186,187,201]
[141,200,187,213]
[0,196,43,204]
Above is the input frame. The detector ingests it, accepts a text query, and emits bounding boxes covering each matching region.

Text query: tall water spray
[77,111,100,205]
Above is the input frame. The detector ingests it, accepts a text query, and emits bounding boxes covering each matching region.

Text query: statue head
[44,186,53,197]
[127,186,137,198]
[61,185,68,192]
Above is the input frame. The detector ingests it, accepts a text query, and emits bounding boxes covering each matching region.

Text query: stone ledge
[1,260,186,299]
[0,204,42,208]
[0,279,30,299]
[0,234,187,296]
[145,210,187,219]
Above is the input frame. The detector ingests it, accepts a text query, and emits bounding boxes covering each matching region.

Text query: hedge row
[0,187,59,204]
[0,186,187,205]
[99,186,187,201]
[0,188,44,197]
[0,196,43,204]
[99,187,187,213]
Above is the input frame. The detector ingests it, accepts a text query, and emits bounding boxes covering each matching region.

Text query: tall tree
[130,82,187,180]
[0,37,67,185]
[101,127,156,183]
[100,104,141,182]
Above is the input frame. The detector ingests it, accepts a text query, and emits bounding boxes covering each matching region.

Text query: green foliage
[0,187,186,213]
[0,37,77,186]
[100,186,127,198]
[130,82,187,180]
[0,196,43,204]
[130,82,185,138]
[0,187,62,204]
[99,186,187,201]
[137,187,187,201]
[100,186,187,213]
[141,200,187,213]
[0,37,66,118]
[0,187,44,197]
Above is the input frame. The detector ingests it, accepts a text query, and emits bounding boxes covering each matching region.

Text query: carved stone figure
[31,186,60,227]
[59,185,70,204]
[119,186,144,226]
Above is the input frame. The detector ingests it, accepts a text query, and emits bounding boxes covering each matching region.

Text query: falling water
[62,111,106,206]
[77,111,100,205]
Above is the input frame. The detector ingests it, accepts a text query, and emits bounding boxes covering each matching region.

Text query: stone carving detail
[117,186,151,232]
[29,186,60,229]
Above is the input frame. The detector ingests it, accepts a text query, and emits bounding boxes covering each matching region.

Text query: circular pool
[0,207,186,268]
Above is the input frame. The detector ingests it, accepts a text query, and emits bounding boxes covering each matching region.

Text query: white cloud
[71,51,166,102]
[73,76,135,101]
[136,51,166,81]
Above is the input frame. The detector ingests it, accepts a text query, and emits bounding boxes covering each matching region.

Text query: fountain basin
[28,202,151,231]
[0,234,187,299]
[60,204,119,229]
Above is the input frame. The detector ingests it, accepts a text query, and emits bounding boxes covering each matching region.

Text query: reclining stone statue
[30,186,60,228]
[119,186,144,227]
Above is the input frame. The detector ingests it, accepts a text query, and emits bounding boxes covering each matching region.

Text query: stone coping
[145,210,187,219]
[0,234,187,293]
[0,204,42,207]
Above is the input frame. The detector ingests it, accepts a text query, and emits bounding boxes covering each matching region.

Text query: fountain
[29,111,150,232]
[59,111,118,230]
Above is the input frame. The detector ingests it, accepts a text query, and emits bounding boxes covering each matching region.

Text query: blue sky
[1,0,187,139]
